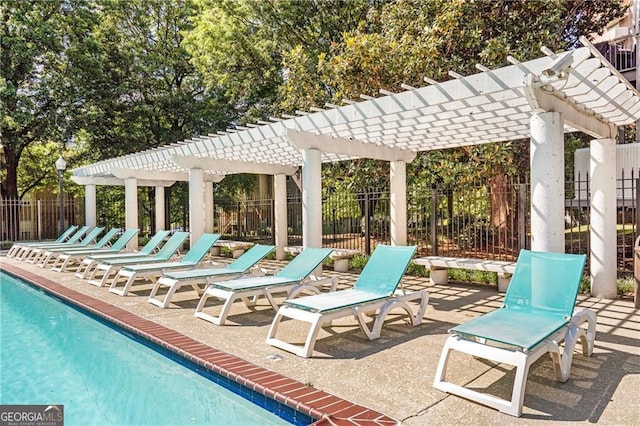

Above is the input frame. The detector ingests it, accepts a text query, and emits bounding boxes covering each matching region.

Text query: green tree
[283,0,625,237]
[185,0,374,122]
[73,0,229,160]
[1,0,96,200]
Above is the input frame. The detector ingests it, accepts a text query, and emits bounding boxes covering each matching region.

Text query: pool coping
[1,262,398,426]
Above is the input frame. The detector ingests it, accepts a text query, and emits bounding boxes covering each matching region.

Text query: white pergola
[73,39,640,298]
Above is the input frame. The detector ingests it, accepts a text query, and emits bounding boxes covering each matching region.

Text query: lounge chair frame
[193,247,336,326]
[266,287,428,358]
[86,231,189,287]
[74,230,170,279]
[195,275,338,326]
[107,233,220,296]
[148,244,275,309]
[266,245,427,358]
[433,309,596,416]
[432,250,597,417]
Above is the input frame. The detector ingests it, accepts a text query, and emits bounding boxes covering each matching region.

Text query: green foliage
[446,268,496,285]
[616,275,635,296]
[406,262,428,278]
[73,0,228,161]
[348,253,370,270]
[1,0,97,199]
[279,0,626,189]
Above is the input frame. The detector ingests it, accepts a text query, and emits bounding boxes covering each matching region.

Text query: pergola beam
[71,175,176,187]
[525,80,616,139]
[171,155,298,176]
[286,128,416,163]
[112,168,224,183]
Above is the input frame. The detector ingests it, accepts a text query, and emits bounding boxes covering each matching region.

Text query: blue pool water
[0,271,295,425]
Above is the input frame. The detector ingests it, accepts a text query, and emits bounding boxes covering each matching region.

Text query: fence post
[518,183,527,251]
[236,202,241,239]
[37,200,42,240]
[270,199,276,245]
[431,185,438,256]
[636,176,639,237]
[364,191,371,255]
[332,206,337,243]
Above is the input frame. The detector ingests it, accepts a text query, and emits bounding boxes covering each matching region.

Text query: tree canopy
[1,0,628,202]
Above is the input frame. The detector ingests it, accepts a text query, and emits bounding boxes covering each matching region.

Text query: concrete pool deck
[2,255,639,425]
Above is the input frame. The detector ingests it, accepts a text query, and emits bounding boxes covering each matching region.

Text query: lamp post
[55,155,67,234]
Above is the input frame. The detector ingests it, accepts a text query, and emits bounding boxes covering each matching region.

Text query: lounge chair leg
[266,307,324,358]
[433,336,531,417]
[75,260,94,279]
[194,288,236,325]
[148,279,178,308]
[301,316,324,358]
[110,273,135,296]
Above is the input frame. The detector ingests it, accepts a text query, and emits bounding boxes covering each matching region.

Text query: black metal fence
[3,172,638,272]
[0,198,84,242]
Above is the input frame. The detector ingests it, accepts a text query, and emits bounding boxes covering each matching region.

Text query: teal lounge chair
[6,225,79,257]
[15,225,90,260]
[194,247,337,326]
[36,227,120,268]
[50,229,140,272]
[26,227,104,264]
[266,245,428,358]
[148,244,275,308]
[108,233,221,296]
[86,231,189,287]
[432,250,596,417]
[74,230,170,279]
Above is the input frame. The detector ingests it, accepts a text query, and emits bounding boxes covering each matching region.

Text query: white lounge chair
[86,231,189,287]
[14,225,90,260]
[266,245,427,358]
[50,229,140,272]
[25,227,105,264]
[148,244,275,308]
[74,230,170,279]
[108,233,220,296]
[432,250,596,417]
[6,225,79,258]
[194,247,336,325]
[36,228,120,268]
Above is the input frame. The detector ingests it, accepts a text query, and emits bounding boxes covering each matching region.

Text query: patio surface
[2,254,639,425]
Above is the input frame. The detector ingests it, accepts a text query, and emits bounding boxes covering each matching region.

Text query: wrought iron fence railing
[3,171,637,272]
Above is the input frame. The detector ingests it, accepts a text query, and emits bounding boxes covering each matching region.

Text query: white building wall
[573,143,640,200]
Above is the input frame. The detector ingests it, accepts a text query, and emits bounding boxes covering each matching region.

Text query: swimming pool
[0,271,295,425]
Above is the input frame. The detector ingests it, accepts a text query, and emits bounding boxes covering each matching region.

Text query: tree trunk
[3,147,20,240]
[489,174,512,248]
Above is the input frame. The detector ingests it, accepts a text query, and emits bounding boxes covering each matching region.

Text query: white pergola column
[274,173,288,260]
[204,181,214,233]
[124,177,138,250]
[590,138,617,298]
[189,168,205,246]
[301,148,322,249]
[530,112,565,252]
[84,184,97,227]
[155,186,165,232]
[390,160,407,246]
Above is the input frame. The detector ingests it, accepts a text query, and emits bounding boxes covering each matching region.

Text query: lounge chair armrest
[288,276,338,299]
[307,275,339,291]
[570,308,597,356]
[258,267,279,276]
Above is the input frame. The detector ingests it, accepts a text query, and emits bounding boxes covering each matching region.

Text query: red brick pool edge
[1,263,397,426]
